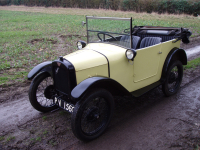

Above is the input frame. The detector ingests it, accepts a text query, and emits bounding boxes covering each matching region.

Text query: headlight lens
[77,42,82,50]
[77,40,86,50]
[126,50,134,60]
[125,49,136,61]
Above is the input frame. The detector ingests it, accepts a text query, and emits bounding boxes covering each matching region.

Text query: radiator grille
[53,66,69,95]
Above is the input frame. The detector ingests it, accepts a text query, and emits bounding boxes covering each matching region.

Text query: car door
[132,44,162,85]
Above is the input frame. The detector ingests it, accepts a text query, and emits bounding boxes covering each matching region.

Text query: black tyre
[162,60,183,96]
[29,72,57,112]
[71,89,114,141]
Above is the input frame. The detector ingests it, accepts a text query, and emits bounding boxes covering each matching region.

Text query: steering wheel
[124,28,130,33]
[97,32,117,41]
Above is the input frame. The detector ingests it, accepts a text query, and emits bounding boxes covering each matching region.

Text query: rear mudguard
[161,48,187,82]
[27,61,52,80]
[71,77,131,100]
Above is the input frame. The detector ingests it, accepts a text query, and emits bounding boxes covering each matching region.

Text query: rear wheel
[162,60,183,96]
[29,72,57,112]
[71,89,114,141]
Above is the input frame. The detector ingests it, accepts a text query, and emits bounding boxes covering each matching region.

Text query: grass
[0,136,5,141]
[59,110,68,115]
[6,136,15,142]
[195,145,199,150]
[0,6,199,37]
[49,139,57,146]
[0,7,200,85]
[184,57,200,70]
[30,136,41,144]
[43,130,48,135]
[42,116,47,121]
[36,137,41,142]
[0,70,28,85]
[0,10,85,85]
[30,137,40,145]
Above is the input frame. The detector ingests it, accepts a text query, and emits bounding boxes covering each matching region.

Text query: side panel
[86,43,134,92]
[75,65,108,84]
[133,44,162,82]
[130,40,181,91]
[63,49,109,85]
[64,50,107,71]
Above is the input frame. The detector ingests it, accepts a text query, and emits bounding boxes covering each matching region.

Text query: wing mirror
[82,21,86,26]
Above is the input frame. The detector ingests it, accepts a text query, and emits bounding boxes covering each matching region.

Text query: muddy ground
[0,39,200,150]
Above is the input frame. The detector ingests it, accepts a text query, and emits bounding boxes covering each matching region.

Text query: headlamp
[77,40,86,50]
[125,49,136,61]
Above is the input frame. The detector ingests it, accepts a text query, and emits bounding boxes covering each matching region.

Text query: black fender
[27,61,52,80]
[161,48,187,82]
[71,77,131,100]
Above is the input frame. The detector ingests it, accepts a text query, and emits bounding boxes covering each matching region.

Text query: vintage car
[28,16,192,141]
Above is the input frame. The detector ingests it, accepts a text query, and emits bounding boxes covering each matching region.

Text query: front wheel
[71,89,114,141]
[29,72,57,112]
[162,60,183,96]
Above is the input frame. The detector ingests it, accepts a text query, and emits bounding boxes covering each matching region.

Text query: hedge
[0,0,199,16]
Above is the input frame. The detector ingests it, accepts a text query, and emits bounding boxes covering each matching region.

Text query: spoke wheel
[29,72,57,112]
[71,89,114,141]
[162,60,183,96]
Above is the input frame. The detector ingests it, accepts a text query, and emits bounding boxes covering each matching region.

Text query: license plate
[54,97,74,113]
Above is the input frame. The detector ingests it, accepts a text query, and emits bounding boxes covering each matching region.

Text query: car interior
[100,27,180,49]
[119,27,179,49]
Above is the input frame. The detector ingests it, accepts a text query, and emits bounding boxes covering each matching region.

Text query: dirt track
[73,76,200,150]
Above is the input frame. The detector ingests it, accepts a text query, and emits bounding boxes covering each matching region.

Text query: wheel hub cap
[86,107,100,122]
[169,72,176,83]
[44,85,55,99]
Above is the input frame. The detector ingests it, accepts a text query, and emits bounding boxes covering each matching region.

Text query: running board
[131,81,162,97]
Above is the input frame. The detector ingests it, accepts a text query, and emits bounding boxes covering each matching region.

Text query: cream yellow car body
[63,49,108,84]
[63,39,180,92]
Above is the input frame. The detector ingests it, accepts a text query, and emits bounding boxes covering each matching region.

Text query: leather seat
[140,37,162,49]
[120,35,141,49]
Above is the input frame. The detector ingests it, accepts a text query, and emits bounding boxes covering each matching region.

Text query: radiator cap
[59,56,63,61]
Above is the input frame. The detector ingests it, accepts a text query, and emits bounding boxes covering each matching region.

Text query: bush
[0,0,11,5]
[13,0,22,5]
[1,0,200,16]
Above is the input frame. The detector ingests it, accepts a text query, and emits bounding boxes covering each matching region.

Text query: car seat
[120,35,141,49]
[140,37,162,49]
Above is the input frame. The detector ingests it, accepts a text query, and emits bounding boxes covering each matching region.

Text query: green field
[0,7,200,85]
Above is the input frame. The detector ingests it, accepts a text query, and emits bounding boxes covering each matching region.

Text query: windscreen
[86,17,131,48]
